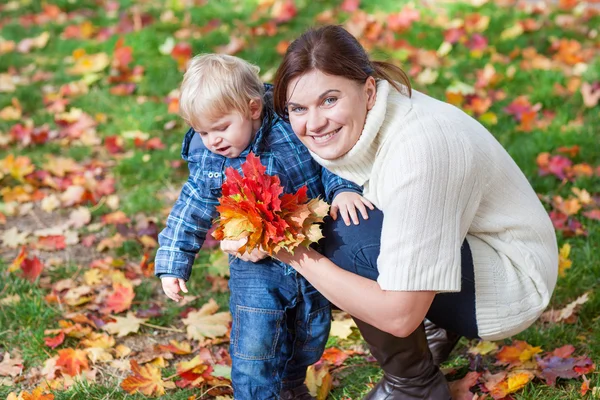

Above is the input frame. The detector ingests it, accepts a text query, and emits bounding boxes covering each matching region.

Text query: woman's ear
[365,76,377,111]
[249,99,263,120]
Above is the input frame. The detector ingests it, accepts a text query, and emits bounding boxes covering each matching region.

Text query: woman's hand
[330,192,375,226]
[220,237,269,262]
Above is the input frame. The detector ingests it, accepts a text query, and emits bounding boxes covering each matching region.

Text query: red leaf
[36,235,66,251]
[271,0,297,23]
[321,347,350,366]
[341,0,360,12]
[44,332,65,349]
[21,256,44,282]
[101,283,135,314]
[171,42,192,70]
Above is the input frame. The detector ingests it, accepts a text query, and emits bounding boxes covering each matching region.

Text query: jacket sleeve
[320,167,363,202]
[154,173,219,281]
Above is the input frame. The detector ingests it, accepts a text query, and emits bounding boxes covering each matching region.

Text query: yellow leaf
[468,340,498,355]
[182,299,231,342]
[305,364,333,400]
[506,371,534,394]
[558,243,572,277]
[68,52,110,75]
[103,312,148,337]
[329,318,357,340]
[500,23,524,40]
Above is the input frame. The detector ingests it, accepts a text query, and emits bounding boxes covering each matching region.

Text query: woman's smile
[311,127,341,144]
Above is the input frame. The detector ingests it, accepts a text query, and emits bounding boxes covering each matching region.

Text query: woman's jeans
[320,208,478,338]
[228,257,331,400]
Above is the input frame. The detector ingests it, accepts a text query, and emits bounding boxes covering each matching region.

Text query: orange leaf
[101,283,135,314]
[271,0,297,23]
[496,340,542,366]
[20,388,55,400]
[121,360,172,396]
[56,348,89,376]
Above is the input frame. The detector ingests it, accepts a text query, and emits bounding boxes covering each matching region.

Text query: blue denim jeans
[228,257,331,399]
[320,208,478,338]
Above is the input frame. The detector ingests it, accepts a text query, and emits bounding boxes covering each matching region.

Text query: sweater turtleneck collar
[309,80,411,186]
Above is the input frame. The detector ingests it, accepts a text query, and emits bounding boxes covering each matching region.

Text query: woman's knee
[320,208,384,278]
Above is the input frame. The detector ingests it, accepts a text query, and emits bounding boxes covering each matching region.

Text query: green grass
[1,0,599,398]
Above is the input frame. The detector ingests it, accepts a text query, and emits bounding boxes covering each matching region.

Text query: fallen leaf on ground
[182,299,231,342]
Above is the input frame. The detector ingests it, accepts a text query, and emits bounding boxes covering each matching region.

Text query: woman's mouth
[312,128,341,144]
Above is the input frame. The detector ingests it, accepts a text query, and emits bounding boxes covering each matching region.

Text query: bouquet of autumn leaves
[212,153,329,255]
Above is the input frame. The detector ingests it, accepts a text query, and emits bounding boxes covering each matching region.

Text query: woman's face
[286,70,376,160]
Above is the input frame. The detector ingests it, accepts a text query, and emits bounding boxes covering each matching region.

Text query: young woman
[223,25,558,399]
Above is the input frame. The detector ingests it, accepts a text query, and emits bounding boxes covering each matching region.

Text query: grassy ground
[1,0,599,399]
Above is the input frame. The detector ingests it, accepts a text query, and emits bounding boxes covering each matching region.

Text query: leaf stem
[140,322,184,333]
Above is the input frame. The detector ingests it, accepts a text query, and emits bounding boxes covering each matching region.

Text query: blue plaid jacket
[154,86,361,280]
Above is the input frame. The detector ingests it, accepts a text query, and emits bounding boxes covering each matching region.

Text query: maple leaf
[14,388,55,400]
[121,360,175,396]
[468,340,499,356]
[215,36,246,56]
[100,283,135,314]
[329,318,357,339]
[102,312,148,337]
[56,348,89,376]
[20,253,44,282]
[213,153,328,255]
[1,154,35,181]
[580,81,600,108]
[449,371,481,400]
[541,292,591,324]
[320,347,351,367]
[175,356,214,388]
[158,340,192,355]
[558,243,573,277]
[387,6,420,32]
[0,352,24,377]
[181,299,231,342]
[68,50,110,75]
[44,331,65,349]
[271,0,297,23]
[538,352,595,386]
[305,363,333,400]
[485,370,534,399]
[171,42,192,70]
[496,340,542,366]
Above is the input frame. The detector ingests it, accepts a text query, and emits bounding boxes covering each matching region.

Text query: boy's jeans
[228,257,331,400]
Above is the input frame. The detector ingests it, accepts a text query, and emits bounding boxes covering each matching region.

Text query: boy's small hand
[330,192,374,226]
[221,237,268,262]
[161,277,189,302]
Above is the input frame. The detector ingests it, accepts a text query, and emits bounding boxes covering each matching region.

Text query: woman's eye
[323,97,337,105]
[290,106,305,113]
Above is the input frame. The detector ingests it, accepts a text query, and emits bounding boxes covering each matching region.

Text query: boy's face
[195,101,262,158]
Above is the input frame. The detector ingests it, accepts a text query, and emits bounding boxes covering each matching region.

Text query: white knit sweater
[312,81,558,340]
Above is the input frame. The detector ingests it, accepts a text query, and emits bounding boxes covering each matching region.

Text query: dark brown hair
[273,25,412,121]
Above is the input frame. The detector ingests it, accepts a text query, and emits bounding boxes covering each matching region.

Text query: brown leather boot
[424,319,461,366]
[354,319,451,400]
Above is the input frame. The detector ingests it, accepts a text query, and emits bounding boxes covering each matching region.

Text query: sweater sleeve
[376,130,481,292]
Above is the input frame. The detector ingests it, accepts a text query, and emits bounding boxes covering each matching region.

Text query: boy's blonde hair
[179,54,264,129]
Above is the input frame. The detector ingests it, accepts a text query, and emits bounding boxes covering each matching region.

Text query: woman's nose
[306,110,327,134]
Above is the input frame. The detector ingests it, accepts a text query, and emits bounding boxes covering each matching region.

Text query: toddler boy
[155,54,372,399]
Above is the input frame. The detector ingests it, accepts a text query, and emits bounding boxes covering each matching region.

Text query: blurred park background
[0,0,599,399]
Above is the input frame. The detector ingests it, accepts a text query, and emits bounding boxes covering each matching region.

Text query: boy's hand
[221,237,268,262]
[161,277,188,302]
[330,192,374,226]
